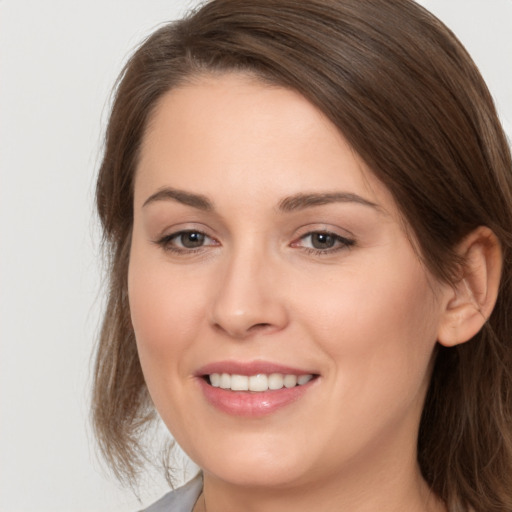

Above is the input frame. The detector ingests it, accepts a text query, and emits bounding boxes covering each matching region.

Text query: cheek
[127,244,205,378]
[300,254,437,340]
[295,251,440,407]
[127,244,215,435]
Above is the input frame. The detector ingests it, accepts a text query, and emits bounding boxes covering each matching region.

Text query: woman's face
[129,74,447,491]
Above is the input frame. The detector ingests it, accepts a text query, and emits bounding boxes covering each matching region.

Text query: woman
[92,1,512,511]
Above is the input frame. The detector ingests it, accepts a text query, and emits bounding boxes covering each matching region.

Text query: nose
[209,246,289,340]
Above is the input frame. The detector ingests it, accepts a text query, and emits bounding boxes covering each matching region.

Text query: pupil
[182,232,205,248]
[312,233,334,249]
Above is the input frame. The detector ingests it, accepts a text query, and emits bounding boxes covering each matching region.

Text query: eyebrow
[278,192,381,212]
[143,187,213,210]
[142,187,381,214]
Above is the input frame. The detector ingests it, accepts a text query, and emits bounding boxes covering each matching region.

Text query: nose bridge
[210,237,287,338]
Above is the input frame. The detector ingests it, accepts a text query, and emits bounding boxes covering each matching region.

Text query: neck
[195,435,446,512]
[198,470,444,512]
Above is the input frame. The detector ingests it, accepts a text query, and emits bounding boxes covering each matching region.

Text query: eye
[174,231,207,248]
[292,231,355,254]
[156,230,218,253]
[307,232,337,250]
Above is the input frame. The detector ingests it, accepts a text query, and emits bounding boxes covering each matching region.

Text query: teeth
[209,373,313,392]
[284,374,297,388]
[209,373,221,387]
[268,373,284,390]
[220,373,231,389]
[231,374,249,391]
[249,374,268,392]
[298,374,313,385]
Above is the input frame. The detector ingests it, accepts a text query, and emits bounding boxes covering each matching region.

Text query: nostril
[212,321,275,339]
[248,323,272,332]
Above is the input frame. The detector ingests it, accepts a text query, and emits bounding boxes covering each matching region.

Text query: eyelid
[154,228,220,253]
[290,228,356,254]
[152,224,355,255]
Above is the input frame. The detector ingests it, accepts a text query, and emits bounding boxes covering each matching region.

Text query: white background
[0,1,510,511]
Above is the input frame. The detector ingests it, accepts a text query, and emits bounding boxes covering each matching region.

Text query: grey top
[142,474,203,512]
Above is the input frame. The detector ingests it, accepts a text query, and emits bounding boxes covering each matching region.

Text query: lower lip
[197,378,315,417]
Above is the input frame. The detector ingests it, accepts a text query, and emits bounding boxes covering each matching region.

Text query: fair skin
[128,73,499,512]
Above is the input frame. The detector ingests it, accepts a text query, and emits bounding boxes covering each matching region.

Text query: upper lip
[196,360,318,377]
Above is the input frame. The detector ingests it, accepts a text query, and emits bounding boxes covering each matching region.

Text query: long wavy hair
[92,1,512,510]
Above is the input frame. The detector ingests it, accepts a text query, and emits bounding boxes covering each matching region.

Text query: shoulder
[140,474,203,512]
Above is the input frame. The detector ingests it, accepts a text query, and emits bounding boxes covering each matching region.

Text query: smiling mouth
[206,373,316,392]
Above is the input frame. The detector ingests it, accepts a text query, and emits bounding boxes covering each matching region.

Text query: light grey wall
[0,1,510,511]
[421,0,512,136]
[0,2,201,511]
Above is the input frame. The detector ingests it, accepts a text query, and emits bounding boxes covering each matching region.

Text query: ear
[437,226,502,347]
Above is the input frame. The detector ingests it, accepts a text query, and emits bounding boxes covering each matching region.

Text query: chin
[203,459,310,490]
[188,430,320,490]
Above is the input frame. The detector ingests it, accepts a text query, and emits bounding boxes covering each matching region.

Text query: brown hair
[92,0,512,509]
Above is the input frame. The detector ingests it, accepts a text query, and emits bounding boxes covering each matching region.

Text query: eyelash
[294,231,355,255]
[155,230,218,254]
[154,230,355,255]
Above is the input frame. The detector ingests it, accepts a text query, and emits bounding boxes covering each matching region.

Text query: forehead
[135,73,397,215]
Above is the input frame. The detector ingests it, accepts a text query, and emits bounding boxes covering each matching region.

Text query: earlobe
[437,227,502,347]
